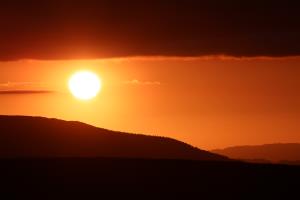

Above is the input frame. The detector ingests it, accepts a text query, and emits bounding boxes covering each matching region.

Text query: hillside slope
[0,115,227,160]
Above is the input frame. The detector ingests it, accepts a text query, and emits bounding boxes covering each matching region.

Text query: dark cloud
[0,0,299,60]
[0,90,55,95]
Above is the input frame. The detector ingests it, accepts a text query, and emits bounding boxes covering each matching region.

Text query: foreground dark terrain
[0,158,299,199]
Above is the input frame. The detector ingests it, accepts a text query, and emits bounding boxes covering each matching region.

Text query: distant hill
[212,143,300,163]
[0,115,227,161]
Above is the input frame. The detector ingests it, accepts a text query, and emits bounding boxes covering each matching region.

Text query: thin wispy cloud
[0,81,55,95]
[0,90,54,95]
[0,81,45,87]
[124,79,161,86]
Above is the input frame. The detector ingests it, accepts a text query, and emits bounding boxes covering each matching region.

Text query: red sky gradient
[0,1,298,150]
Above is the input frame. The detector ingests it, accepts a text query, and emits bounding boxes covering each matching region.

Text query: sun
[68,70,102,100]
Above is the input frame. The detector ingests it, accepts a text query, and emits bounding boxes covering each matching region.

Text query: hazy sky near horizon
[0,57,299,149]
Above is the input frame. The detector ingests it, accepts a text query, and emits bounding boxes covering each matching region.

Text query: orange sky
[0,56,299,149]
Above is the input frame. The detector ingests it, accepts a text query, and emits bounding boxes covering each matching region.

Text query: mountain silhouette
[0,115,227,160]
[212,143,300,163]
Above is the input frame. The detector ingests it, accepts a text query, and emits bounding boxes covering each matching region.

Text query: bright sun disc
[68,71,101,100]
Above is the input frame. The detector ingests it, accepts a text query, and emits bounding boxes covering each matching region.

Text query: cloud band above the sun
[0,1,299,61]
